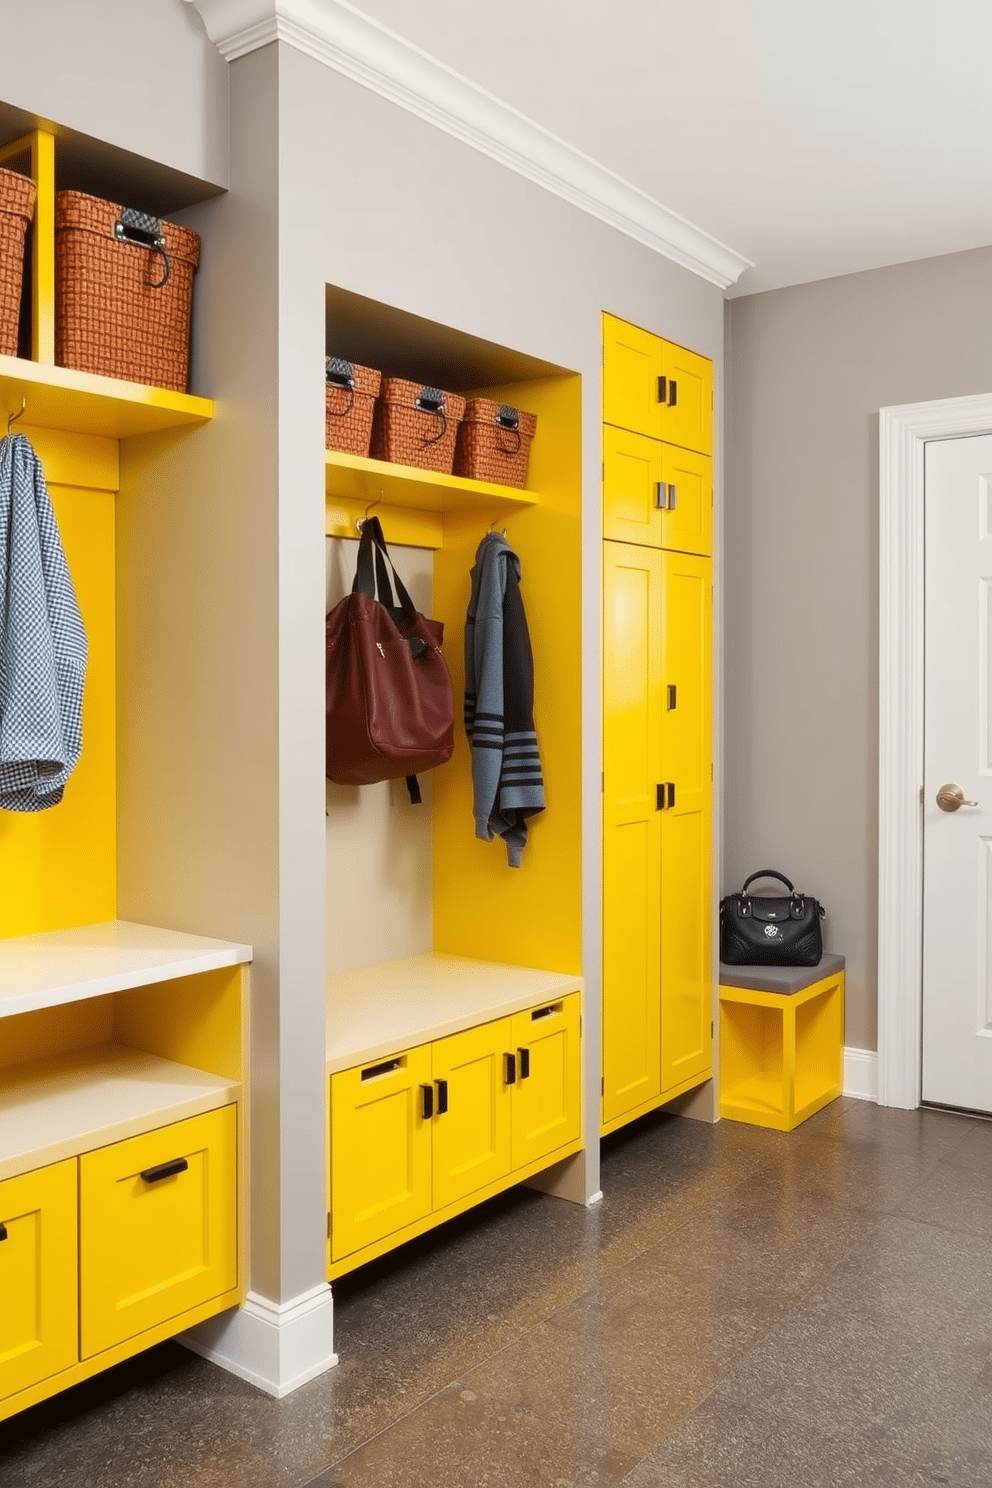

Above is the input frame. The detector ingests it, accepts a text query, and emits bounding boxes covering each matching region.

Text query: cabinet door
[79,1105,237,1358]
[330,1045,432,1261]
[661,446,712,557]
[660,551,713,1092]
[510,995,581,1168]
[603,315,667,441]
[0,1159,77,1401]
[602,542,663,1126]
[661,342,713,456]
[431,1021,512,1210]
[603,425,665,546]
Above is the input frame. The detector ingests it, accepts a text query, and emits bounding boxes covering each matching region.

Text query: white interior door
[923,432,992,1112]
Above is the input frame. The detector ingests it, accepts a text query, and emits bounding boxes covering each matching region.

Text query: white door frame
[878,392,992,1107]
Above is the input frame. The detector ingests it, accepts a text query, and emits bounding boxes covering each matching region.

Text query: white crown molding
[878,392,992,1109]
[184,0,752,290]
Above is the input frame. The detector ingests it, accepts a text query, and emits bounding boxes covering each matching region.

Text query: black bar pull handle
[656,783,666,811]
[0,1221,7,1241]
[667,685,677,710]
[435,1078,449,1115]
[668,782,676,809]
[668,379,678,407]
[655,480,666,509]
[140,1157,189,1184]
[667,483,677,510]
[518,1047,531,1080]
[421,1083,434,1120]
[505,1052,517,1085]
[657,375,667,404]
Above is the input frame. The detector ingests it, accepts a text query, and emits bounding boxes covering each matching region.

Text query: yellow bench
[719,955,845,1132]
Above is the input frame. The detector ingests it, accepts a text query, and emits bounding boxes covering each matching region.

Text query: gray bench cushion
[719,952,846,995]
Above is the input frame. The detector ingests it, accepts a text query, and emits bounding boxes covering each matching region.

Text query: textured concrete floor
[2,1098,991,1487]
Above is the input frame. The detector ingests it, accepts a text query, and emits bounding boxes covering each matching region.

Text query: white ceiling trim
[185,0,752,289]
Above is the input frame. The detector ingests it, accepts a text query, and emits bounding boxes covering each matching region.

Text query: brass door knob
[936,783,979,812]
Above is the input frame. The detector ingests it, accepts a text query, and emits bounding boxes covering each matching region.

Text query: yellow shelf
[0,356,214,439]
[325,448,537,513]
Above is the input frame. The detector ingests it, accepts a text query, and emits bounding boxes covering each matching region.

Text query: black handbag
[720,869,825,967]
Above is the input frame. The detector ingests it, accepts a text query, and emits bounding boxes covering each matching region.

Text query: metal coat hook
[356,491,383,534]
[489,516,507,537]
[6,398,25,434]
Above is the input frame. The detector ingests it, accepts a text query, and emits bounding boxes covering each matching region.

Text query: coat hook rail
[356,491,383,533]
[6,398,26,433]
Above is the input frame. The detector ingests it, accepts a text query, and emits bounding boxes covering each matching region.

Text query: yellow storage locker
[509,995,581,1168]
[329,1045,433,1263]
[603,426,712,557]
[431,1021,513,1210]
[79,1106,237,1358]
[603,314,713,455]
[602,542,664,1126]
[659,551,714,1091]
[0,1159,77,1401]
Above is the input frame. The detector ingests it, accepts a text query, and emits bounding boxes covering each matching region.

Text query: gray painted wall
[0,0,228,186]
[724,245,992,1051]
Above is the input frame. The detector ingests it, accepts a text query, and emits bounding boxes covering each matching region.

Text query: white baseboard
[844,1046,878,1102]
[177,1283,337,1398]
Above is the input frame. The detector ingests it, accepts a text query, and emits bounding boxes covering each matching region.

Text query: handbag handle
[353,515,418,623]
[740,868,796,897]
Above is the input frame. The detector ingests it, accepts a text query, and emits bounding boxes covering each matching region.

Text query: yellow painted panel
[603,543,663,823]
[661,552,711,813]
[660,807,713,1093]
[660,446,712,557]
[603,314,666,440]
[431,1020,512,1209]
[433,374,582,975]
[0,477,116,937]
[32,131,55,366]
[329,1044,432,1261]
[603,425,664,546]
[113,966,246,1084]
[0,997,112,1072]
[662,340,713,456]
[0,1158,77,1401]
[79,1105,237,1358]
[16,427,119,493]
[510,994,581,1169]
[325,496,443,550]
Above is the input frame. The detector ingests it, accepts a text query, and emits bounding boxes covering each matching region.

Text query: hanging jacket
[464,531,545,866]
[0,434,87,811]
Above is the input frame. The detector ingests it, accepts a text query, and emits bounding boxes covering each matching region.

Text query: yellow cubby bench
[325,954,583,1278]
[719,954,845,1132]
[0,921,251,1422]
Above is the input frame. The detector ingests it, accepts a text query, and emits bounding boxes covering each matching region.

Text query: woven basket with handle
[370,378,466,474]
[55,190,200,392]
[325,358,382,455]
[0,168,37,358]
[454,399,537,488]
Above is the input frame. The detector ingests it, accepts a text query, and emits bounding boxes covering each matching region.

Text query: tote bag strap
[740,868,796,897]
[353,515,418,624]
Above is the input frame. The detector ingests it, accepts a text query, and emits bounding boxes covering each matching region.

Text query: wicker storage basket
[370,378,466,474]
[55,191,200,392]
[0,168,36,358]
[454,399,537,488]
[325,357,382,455]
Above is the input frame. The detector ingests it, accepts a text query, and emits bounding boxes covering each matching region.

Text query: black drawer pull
[518,1047,531,1080]
[505,1051,517,1084]
[361,1058,402,1081]
[657,376,667,404]
[421,1083,434,1120]
[140,1157,189,1184]
[531,1003,562,1020]
[668,379,678,407]
[0,1221,7,1241]
[435,1078,449,1115]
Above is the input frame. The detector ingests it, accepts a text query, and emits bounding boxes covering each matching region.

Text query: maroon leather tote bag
[326,516,454,801]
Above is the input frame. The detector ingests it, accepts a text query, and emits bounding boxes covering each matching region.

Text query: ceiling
[354,0,992,297]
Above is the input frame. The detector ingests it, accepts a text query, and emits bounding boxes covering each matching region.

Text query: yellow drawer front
[330,1044,433,1262]
[431,1021,512,1210]
[79,1105,237,1359]
[661,446,712,556]
[0,1159,77,1401]
[603,425,665,546]
[510,996,581,1168]
[662,341,713,455]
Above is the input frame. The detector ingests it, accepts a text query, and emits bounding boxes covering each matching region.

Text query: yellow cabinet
[509,998,582,1168]
[79,1105,238,1358]
[603,426,712,556]
[329,993,582,1271]
[659,550,713,1093]
[602,541,663,1124]
[603,314,713,454]
[0,1159,77,1401]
